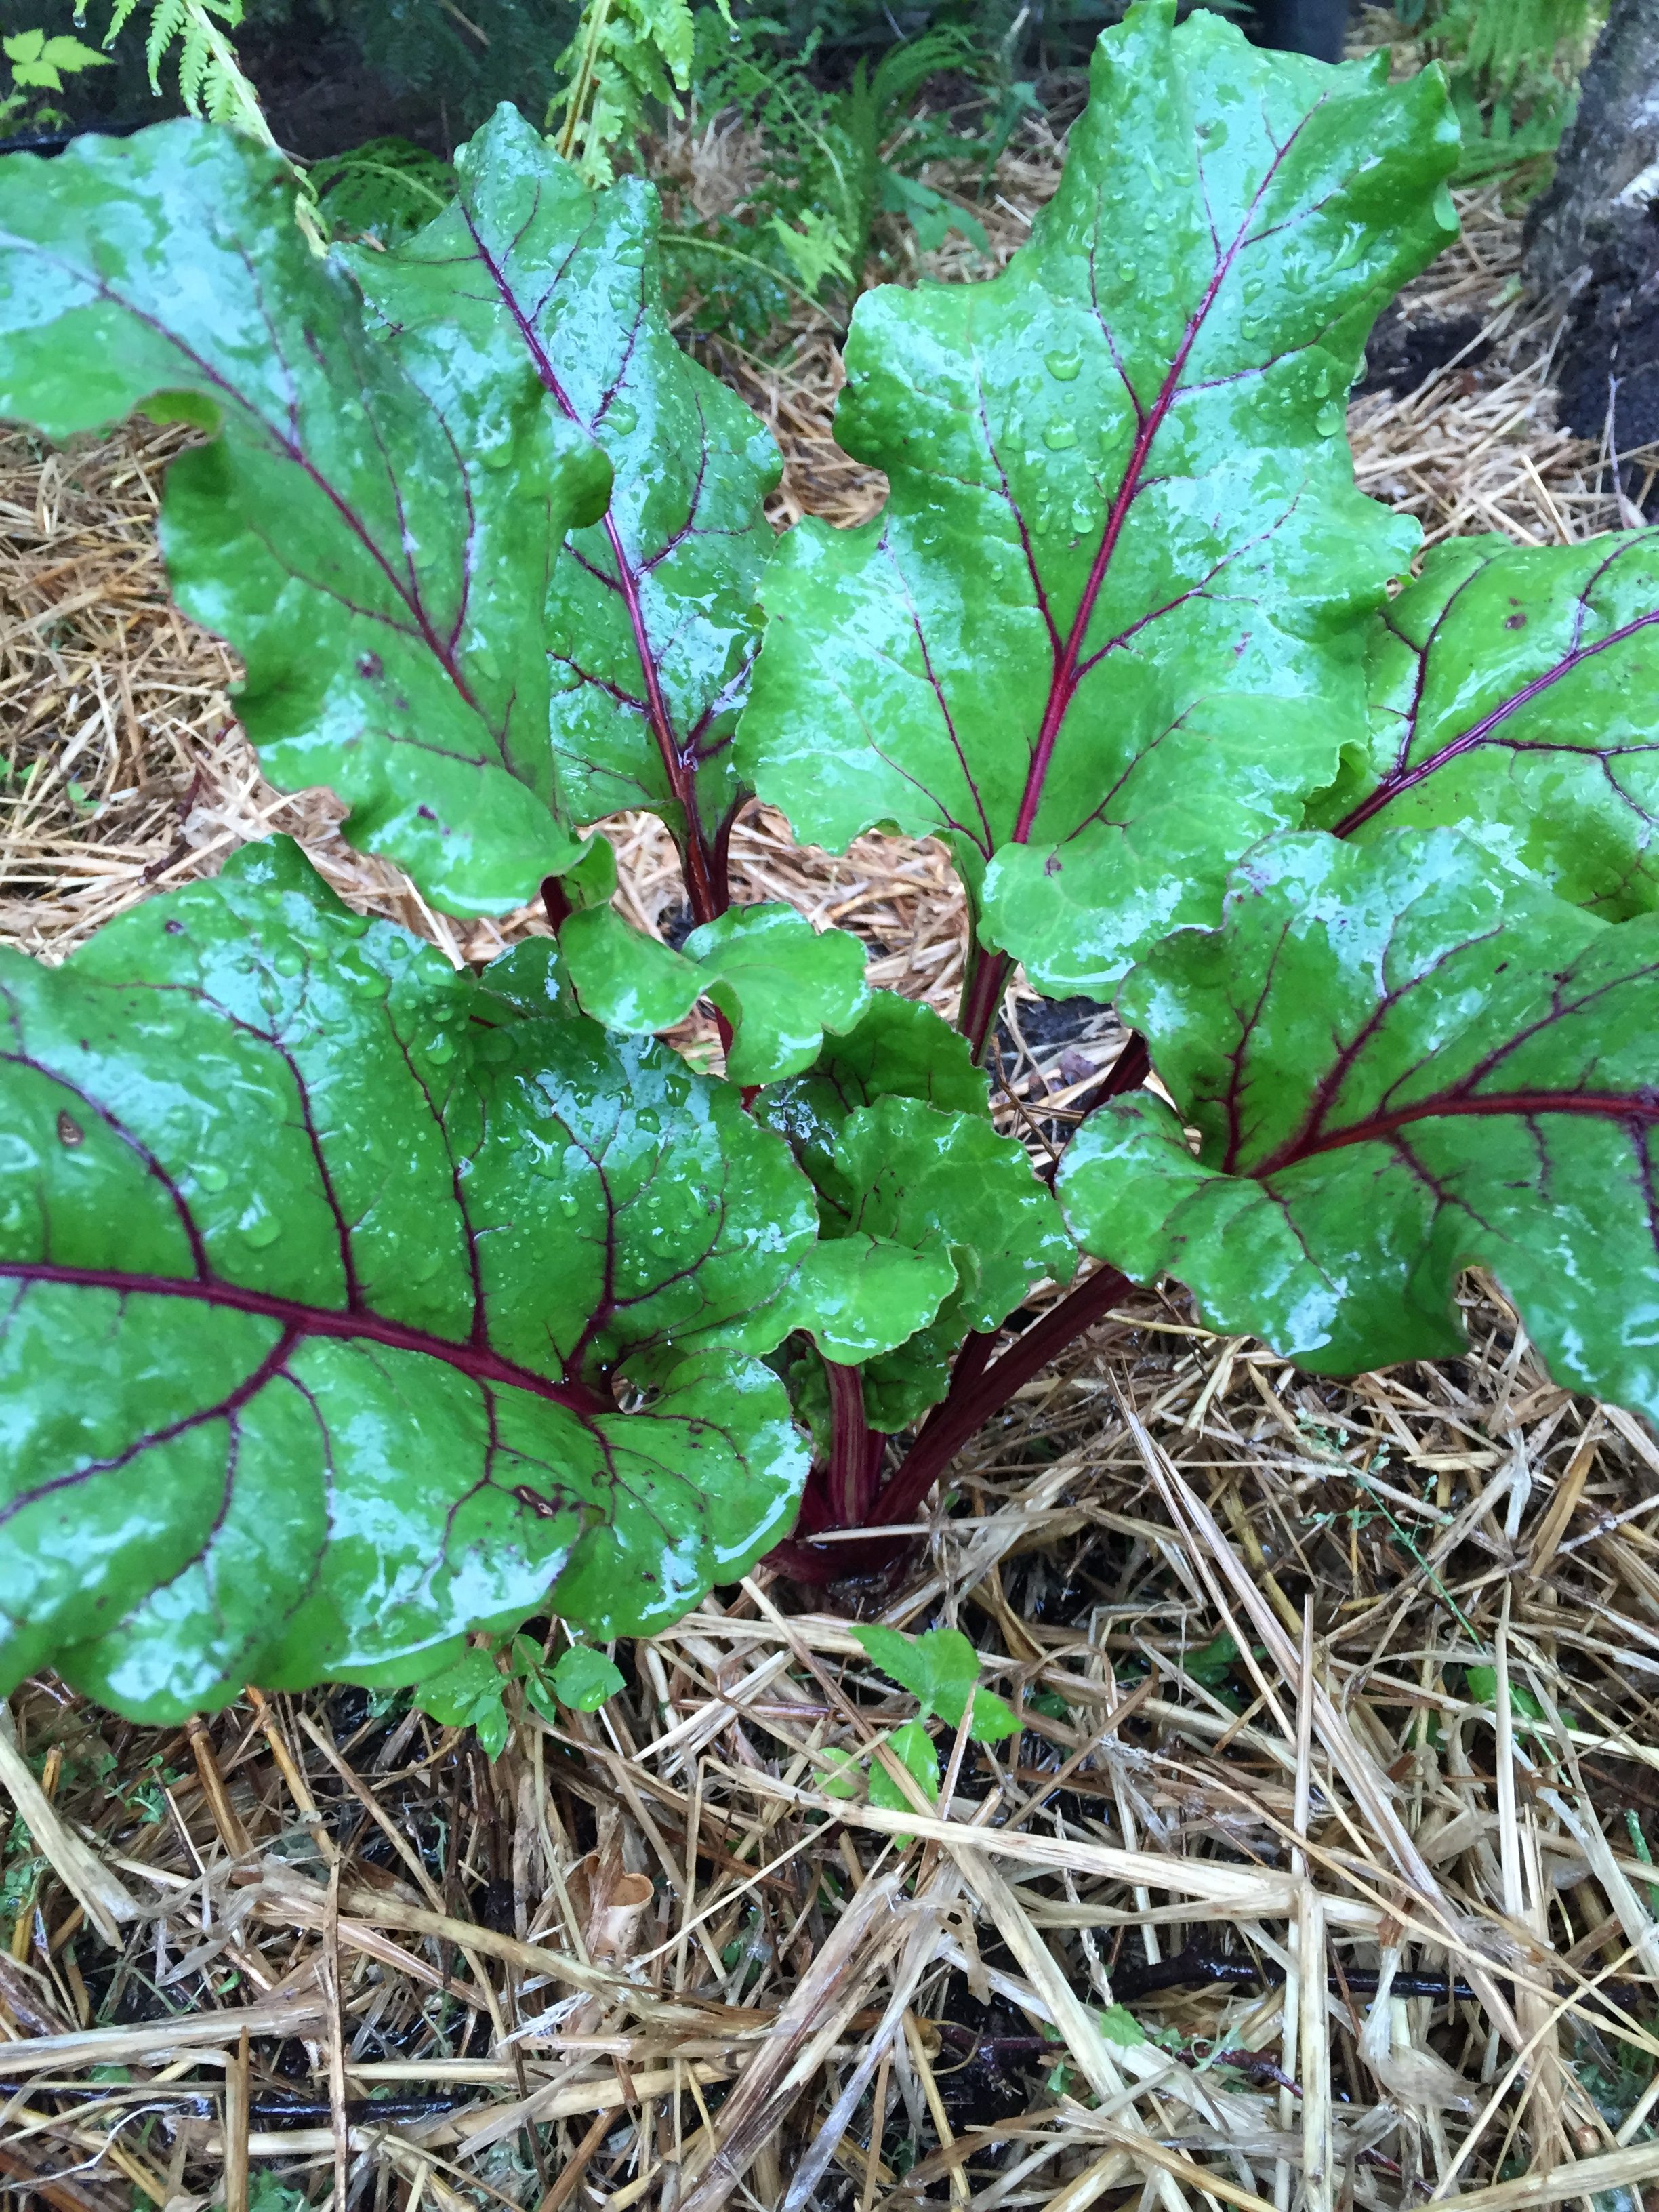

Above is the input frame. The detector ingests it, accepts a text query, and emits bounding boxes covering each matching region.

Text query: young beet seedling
[1,2,1657,1725]
[819,1625,1019,1823]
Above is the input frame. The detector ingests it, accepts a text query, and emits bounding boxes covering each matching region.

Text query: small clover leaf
[1464,1666,1551,1727]
[815,1746,863,1801]
[411,1646,511,1757]
[1181,1633,1241,1688]
[818,1626,1015,1841]
[1098,2003,1147,2049]
[868,1717,940,1820]
[548,1645,626,1711]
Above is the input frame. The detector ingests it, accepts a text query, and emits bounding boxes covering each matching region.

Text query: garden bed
[3,132,1659,2212]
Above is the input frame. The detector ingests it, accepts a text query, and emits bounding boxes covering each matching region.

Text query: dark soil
[1359,304,1490,396]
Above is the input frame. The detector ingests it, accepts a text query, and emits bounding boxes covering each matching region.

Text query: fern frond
[103,0,142,47]
[104,0,325,249]
[141,0,185,95]
[769,205,854,290]
[550,0,709,184]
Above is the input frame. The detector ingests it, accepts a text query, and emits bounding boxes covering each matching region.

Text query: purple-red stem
[961,946,1012,1062]
[824,1360,882,1525]
[869,1262,1130,1525]
[773,1263,1130,1582]
[767,1025,1155,1577]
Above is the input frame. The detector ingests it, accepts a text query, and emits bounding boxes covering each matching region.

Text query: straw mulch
[7,102,1659,2212]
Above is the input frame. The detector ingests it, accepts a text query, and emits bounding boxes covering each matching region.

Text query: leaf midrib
[0,1260,611,1416]
[458,206,727,921]
[1005,112,1316,852]
[1253,1087,1659,1176]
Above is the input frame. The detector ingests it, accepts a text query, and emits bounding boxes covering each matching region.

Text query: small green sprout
[411,1635,625,1755]
[819,1625,1020,1824]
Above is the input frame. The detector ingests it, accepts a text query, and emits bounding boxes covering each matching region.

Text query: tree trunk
[1524,0,1659,447]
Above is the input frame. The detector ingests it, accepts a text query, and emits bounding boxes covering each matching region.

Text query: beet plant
[1,1,1656,1724]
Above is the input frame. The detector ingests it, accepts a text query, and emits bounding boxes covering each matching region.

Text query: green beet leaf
[0,840,817,1721]
[1311,532,1659,916]
[354,106,781,916]
[738,1,1459,997]
[558,903,702,1031]
[560,899,871,1084]
[1059,830,1659,1417]
[781,1097,1076,1368]
[783,1234,960,1364]
[758,990,990,1205]
[0,122,615,917]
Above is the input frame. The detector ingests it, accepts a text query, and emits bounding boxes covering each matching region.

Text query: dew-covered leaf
[1313,531,1659,915]
[764,1033,1047,1427]
[560,900,870,1084]
[758,990,990,1202]
[359,104,780,913]
[0,840,815,1721]
[411,1647,509,1748]
[0,122,615,916]
[683,906,871,1085]
[558,901,699,1032]
[831,1100,1076,1330]
[1060,830,1659,1416]
[739,2,1458,997]
[783,1233,959,1363]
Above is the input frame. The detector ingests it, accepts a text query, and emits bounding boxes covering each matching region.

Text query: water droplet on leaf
[1045,350,1081,382]
[1043,422,1078,451]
